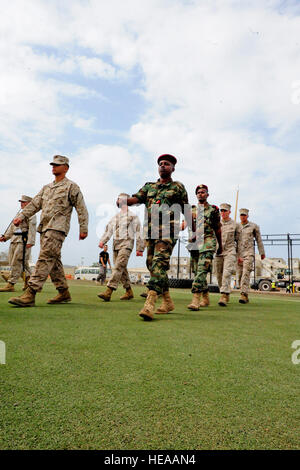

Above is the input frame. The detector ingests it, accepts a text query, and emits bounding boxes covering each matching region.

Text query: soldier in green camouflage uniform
[188,184,222,311]
[118,154,193,321]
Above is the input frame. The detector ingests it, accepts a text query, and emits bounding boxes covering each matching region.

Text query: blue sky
[0,0,300,267]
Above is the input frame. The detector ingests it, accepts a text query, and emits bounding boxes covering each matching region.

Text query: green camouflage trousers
[28,230,68,292]
[108,247,132,290]
[8,242,32,284]
[146,238,177,295]
[191,250,214,293]
[190,250,200,275]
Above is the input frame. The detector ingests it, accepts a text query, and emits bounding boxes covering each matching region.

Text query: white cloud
[1,0,300,265]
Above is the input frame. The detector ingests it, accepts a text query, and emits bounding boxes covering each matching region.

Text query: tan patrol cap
[19,195,32,202]
[220,203,231,211]
[50,155,69,166]
[239,208,249,216]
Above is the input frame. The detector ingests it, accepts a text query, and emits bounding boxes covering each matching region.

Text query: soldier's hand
[13,217,22,226]
[79,232,88,240]
[261,254,265,260]
[26,244,33,249]
[0,236,6,242]
[216,247,223,256]
[181,220,187,231]
[136,251,143,257]
[238,257,243,265]
[99,241,104,249]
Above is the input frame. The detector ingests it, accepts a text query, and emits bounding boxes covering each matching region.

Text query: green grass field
[0,279,299,450]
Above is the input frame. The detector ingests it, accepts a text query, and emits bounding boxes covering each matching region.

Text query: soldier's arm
[124,196,140,206]
[181,188,195,235]
[16,189,44,224]
[69,185,89,237]
[254,225,265,258]
[130,184,149,206]
[99,217,115,245]
[1,221,14,241]
[133,215,145,253]
[27,215,37,246]
[212,207,222,254]
[215,226,223,255]
[4,218,17,240]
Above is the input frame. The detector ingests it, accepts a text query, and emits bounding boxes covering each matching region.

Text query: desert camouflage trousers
[146,238,177,295]
[191,250,214,293]
[107,247,132,290]
[236,255,254,294]
[215,252,237,294]
[28,230,68,292]
[8,242,32,284]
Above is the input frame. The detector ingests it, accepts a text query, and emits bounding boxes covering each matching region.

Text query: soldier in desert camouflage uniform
[214,203,239,307]
[97,193,144,302]
[8,155,88,307]
[236,208,265,304]
[118,154,194,321]
[0,196,36,292]
[188,184,222,311]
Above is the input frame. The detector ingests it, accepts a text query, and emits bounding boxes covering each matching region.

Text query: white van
[142,274,150,285]
[74,266,100,281]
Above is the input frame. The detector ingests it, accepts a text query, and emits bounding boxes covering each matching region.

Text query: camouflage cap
[157,154,177,165]
[195,184,208,194]
[239,208,249,216]
[220,203,231,211]
[50,155,69,166]
[18,195,32,202]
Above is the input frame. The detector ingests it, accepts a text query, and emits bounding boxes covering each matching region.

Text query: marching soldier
[215,203,239,306]
[8,155,88,307]
[0,196,36,292]
[188,184,222,311]
[98,193,144,302]
[236,208,265,304]
[118,154,194,321]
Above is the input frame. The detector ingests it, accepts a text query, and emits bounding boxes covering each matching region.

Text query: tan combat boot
[23,275,30,291]
[0,282,15,292]
[120,287,134,300]
[156,291,175,314]
[187,293,202,311]
[239,292,249,304]
[47,288,71,304]
[139,290,157,321]
[8,287,36,307]
[1,272,10,282]
[200,291,210,307]
[218,293,229,307]
[98,286,114,301]
[140,289,149,298]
